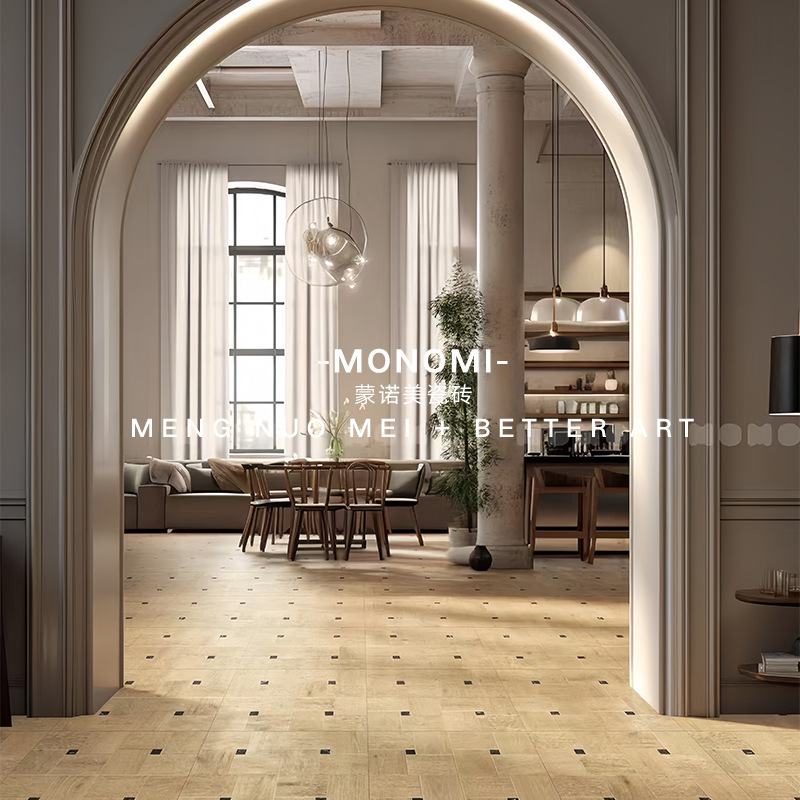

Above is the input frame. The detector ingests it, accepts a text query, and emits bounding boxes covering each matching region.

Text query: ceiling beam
[252,10,502,48]
[288,48,382,109]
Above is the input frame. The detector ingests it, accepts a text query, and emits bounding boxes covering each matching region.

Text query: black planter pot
[468,544,492,571]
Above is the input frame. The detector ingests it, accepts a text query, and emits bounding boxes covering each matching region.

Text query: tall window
[228,182,286,453]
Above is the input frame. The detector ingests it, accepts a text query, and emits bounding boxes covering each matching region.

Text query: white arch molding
[60,0,689,715]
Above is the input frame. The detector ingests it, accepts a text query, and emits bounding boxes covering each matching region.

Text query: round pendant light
[577,152,629,323]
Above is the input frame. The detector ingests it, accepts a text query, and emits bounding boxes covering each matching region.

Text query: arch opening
[73,0,683,714]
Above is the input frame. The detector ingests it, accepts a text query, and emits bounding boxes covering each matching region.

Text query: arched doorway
[61,0,685,715]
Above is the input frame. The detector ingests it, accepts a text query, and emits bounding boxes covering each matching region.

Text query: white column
[470,45,531,569]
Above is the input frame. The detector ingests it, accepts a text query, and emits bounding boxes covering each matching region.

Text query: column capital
[469,45,531,81]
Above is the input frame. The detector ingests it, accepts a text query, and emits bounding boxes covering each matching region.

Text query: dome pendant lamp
[530,82,580,326]
[769,313,800,415]
[577,151,628,323]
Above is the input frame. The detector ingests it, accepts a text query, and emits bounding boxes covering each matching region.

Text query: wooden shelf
[735,589,800,607]
[738,664,800,685]
[525,361,629,370]
[524,414,629,421]
[525,390,628,396]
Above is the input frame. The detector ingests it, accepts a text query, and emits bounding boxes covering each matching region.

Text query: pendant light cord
[601,151,607,291]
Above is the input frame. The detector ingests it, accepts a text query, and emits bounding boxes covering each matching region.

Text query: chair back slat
[344,460,390,507]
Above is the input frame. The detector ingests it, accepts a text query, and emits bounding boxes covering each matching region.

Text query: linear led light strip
[195,78,215,109]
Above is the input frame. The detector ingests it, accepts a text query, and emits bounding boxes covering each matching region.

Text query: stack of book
[759,652,800,675]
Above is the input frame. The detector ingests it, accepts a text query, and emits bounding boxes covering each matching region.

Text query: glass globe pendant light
[285,49,367,290]
[528,82,579,353]
[577,152,629,323]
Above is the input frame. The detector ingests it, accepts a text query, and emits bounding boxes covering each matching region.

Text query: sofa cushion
[148,457,191,493]
[186,465,220,492]
[124,462,151,494]
[207,458,249,493]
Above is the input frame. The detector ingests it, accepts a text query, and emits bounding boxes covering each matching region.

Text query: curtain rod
[386,161,476,166]
[156,162,341,167]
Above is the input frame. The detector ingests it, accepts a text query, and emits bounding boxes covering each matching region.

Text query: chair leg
[287,511,302,560]
[239,505,255,551]
[344,510,356,560]
[409,506,424,546]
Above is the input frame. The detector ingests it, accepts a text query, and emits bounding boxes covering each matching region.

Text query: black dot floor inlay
[743,749,755,755]
[174,711,184,716]
[150,748,162,755]
[320,748,330,754]
[235,748,247,755]
[658,748,670,755]
[66,749,78,755]
[249,711,259,716]
[490,749,500,754]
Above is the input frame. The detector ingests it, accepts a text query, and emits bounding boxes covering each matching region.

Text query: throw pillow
[186,466,220,493]
[147,456,191,493]
[207,458,249,493]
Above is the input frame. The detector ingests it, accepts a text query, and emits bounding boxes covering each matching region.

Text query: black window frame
[228,184,286,454]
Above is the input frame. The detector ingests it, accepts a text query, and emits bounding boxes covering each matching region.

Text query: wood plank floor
[1,533,798,800]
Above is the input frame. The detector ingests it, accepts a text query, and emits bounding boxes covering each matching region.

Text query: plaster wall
[717,0,800,713]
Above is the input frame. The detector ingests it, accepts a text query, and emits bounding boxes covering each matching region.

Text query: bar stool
[587,467,629,563]
[527,467,593,560]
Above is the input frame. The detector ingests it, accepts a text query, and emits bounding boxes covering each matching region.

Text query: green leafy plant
[428,263,495,530]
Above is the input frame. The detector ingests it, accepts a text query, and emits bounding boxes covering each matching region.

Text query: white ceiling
[167,9,593,125]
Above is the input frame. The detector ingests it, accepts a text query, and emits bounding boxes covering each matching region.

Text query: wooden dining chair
[384,462,427,545]
[284,462,337,560]
[239,463,290,552]
[342,460,391,560]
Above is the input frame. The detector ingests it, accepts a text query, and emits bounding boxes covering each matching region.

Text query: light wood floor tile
[3,534,798,800]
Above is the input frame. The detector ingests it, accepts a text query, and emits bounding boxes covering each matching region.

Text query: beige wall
[718,0,800,713]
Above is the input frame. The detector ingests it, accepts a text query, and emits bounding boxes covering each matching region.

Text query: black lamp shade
[769,335,800,415]
[527,334,580,353]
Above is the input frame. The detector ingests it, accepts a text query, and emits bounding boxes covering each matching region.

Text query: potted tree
[428,264,495,564]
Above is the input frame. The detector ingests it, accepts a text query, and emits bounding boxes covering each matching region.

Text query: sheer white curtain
[284,163,339,457]
[159,162,229,459]
[390,162,460,460]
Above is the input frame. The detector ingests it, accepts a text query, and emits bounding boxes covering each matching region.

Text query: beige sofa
[124,459,459,533]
